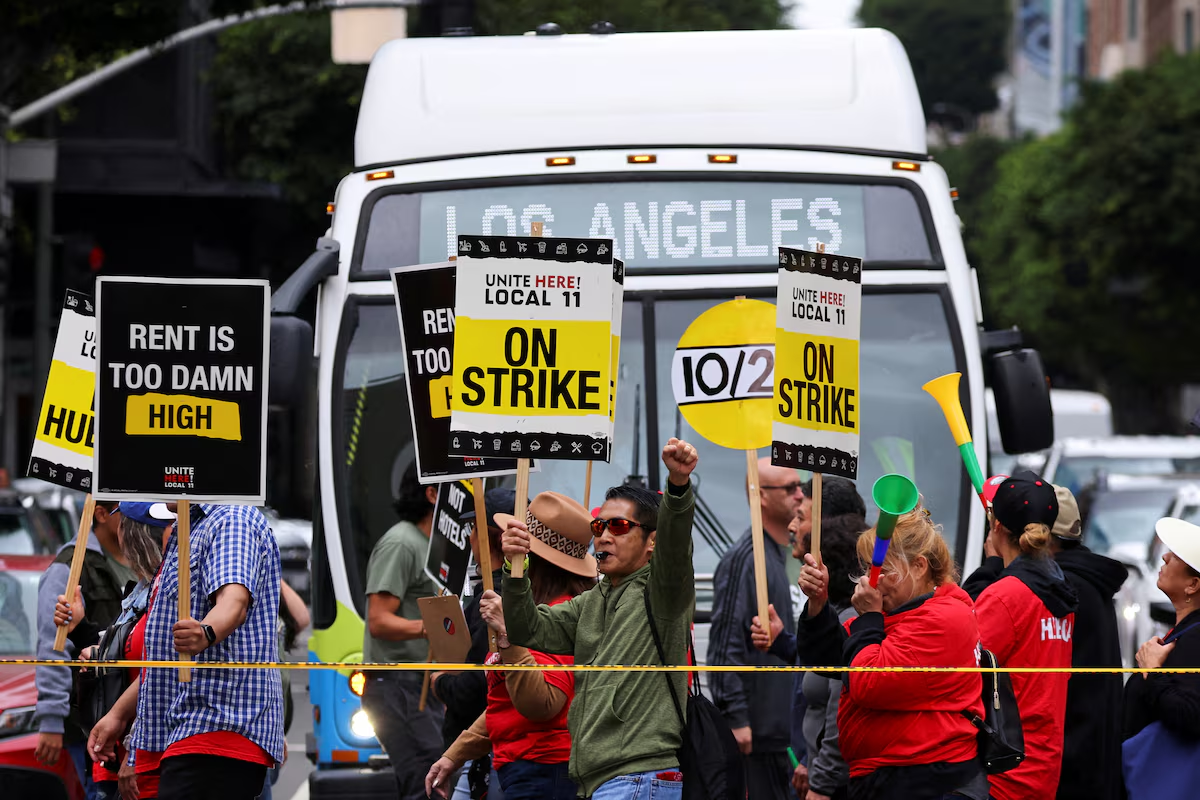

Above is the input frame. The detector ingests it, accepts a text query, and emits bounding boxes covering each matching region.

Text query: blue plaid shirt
[131,504,284,764]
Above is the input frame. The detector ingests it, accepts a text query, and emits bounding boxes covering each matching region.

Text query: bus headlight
[349,670,366,697]
[350,709,376,740]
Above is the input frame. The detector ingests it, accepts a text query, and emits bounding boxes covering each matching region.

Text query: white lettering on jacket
[1040,617,1073,642]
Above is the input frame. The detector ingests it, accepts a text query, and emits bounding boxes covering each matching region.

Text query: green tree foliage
[933,135,1021,268]
[208,13,366,225]
[975,52,1200,422]
[858,0,1008,117]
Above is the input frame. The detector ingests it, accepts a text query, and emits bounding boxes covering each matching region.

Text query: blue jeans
[67,742,100,800]
[497,760,576,800]
[591,769,683,800]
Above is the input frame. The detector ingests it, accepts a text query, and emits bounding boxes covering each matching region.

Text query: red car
[0,554,86,800]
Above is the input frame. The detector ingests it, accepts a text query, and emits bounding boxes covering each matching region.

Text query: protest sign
[771,247,862,480]
[392,261,520,483]
[93,277,270,503]
[671,297,776,641]
[425,479,475,596]
[449,234,614,462]
[29,290,96,491]
[671,298,776,450]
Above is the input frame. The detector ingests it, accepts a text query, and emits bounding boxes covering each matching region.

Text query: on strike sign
[392,261,519,484]
[93,277,270,502]
[449,235,614,461]
[28,290,96,491]
[772,247,862,479]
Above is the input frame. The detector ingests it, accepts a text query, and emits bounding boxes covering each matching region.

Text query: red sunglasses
[590,517,651,536]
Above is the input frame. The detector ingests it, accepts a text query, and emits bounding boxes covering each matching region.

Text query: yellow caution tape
[1,659,1197,674]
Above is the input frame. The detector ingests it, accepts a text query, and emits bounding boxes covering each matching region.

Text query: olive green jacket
[504,482,695,797]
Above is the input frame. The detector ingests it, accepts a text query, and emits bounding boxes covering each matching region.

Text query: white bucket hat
[1154,518,1200,573]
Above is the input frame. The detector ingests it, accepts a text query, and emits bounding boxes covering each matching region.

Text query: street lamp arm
[9,0,423,129]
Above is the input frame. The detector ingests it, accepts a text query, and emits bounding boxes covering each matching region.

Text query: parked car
[1023,436,1200,496]
[1084,474,1200,667]
[12,480,87,547]
[0,489,65,557]
[262,508,312,605]
[0,554,86,800]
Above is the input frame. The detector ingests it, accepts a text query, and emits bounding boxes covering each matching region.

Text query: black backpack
[962,647,1025,774]
[644,591,745,800]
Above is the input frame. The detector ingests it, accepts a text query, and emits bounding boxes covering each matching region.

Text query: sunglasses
[761,482,802,494]
[590,517,651,537]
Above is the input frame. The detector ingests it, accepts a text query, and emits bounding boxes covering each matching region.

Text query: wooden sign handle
[811,472,823,568]
[53,494,97,653]
[177,499,192,682]
[471,477,499,653]
[509,459,531,578]
[584,462,593,510]
[745,451,772,646]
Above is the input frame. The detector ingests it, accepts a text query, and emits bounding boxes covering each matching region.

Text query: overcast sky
[788,0,861,29]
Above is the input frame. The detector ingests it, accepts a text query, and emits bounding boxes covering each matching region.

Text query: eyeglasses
[761,482,802,494]
[590,517,650,537]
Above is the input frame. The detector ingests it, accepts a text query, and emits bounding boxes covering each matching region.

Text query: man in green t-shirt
[361,464,442,800]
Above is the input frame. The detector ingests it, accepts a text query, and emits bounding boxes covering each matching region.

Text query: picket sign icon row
[459,238,611,257]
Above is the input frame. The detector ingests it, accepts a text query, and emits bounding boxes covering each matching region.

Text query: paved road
[274,631,315,800]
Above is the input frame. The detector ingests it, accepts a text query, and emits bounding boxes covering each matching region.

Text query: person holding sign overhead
[493,438,698,800]
[131,503,284,800]
[360,463,443,800]
[707,457,804,800]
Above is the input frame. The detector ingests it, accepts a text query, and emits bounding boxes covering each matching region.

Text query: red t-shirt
[165,731,274,766]
[485,594,575,768]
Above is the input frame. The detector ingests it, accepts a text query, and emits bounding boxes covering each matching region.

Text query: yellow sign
[772,247,862,479]
[36,361,95,458]
[451,319,611,417]
[125,393,242,441]
[671,298,776,450]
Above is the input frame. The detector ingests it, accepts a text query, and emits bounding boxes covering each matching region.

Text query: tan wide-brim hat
[495,491,597,578]
[1155,518,1200,574]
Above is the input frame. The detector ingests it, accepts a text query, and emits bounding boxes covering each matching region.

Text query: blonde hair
[1002,521,1053,559]
[856,507,959,586]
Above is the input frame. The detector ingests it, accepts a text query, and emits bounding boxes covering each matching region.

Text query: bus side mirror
[990,348,1054,454]
[270,316,314,406]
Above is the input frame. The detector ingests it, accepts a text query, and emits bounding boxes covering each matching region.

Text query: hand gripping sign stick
[177,499,192,682]
[867,475,920,587]
[470,477,499,653]
[922,373,988,512]
[53,495,97,652]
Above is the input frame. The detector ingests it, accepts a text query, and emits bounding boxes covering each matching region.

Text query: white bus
[267,28,1053,791]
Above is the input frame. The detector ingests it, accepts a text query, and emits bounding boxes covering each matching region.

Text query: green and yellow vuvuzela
[922,372,986,511]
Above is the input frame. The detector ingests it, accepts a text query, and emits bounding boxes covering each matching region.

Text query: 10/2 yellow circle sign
[671,298,776,450]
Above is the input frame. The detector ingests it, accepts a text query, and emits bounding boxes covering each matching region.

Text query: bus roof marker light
[546,156,576,167]
[708,154,738,164]
[950,187,960,201]
[627,154,657,164]
[365,170,395,181]
[326,202,335,215]
[892,161,921,172]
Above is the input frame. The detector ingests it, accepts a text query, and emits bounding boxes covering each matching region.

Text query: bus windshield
[355,179,937,275]
[333,289,965,614]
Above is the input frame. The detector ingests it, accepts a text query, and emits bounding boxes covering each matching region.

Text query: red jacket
[837,583,984,777]
[976,573,1075,800]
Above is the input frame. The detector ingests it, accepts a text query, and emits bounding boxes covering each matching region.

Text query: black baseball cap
[460,487,517,525]
[992,470,1059,533]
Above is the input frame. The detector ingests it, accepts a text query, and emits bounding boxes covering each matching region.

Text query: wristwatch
[201,624,217,647]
